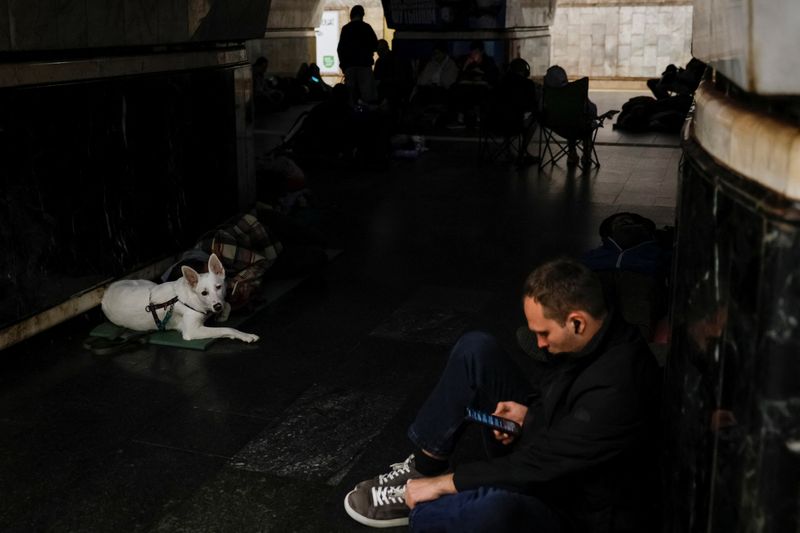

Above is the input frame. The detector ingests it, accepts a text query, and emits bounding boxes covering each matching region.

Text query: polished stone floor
[1,91,679,532]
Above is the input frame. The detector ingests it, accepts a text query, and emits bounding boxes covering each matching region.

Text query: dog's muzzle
[213,303,223,312]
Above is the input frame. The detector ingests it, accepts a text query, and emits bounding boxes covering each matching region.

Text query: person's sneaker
[344,484,410,528]
[355,454,423,491]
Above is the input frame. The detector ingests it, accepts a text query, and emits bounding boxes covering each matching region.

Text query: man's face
[523,297,583,355]
[468,49,483,63]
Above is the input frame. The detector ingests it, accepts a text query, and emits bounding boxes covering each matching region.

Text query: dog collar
[145,296,179,331]
[179,300,210,316]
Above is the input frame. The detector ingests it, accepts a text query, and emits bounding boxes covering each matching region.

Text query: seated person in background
[344,258,662,532]
[290,84,357,162]
[647,57,705,100]
[412,42,459,106]
[543,64,597,117]
[251,56,286,113]
[485,58,541,165]
[610,57,704,133]
[458,40,500,86]
[373,39,414,113]
[542,65,616,165]
[447,40,500,128]
[296,62,332,101]
[292,83,391,168]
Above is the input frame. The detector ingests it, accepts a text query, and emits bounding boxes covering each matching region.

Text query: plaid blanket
[194,211,284,310]
[196,213,283,274]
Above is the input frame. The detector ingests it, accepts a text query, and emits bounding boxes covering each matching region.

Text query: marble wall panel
[505,0,557,28]
[267,0,321,30]
[619,5,632,25]
[188,0,212,36]
[644,44,657,73]
[8,0,59,50]
[0,0,271,50]
[0,67,242,323]
[644,26,658,46]
[86,0,124,48]
[0,0,10,50]
[664,140,800,532]
[618,23,631,45]
[550,3,692,78]
[253,35,315,75]
[617,43,631,76]
[124,0,159,46]
[604,33,618,75]
[630,33,644,55]
[567,25,580,47]
[632,11,645,32]
[57,0,88,49]
[190,0,270,43]
[158,0,190,44]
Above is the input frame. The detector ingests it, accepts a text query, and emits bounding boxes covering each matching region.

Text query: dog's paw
[240,333,259,343]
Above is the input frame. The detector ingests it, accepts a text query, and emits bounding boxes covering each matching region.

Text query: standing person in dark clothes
[337,4,378,105]
[344,258,661,532]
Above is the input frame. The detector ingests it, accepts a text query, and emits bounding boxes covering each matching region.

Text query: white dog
[101,253,259,343]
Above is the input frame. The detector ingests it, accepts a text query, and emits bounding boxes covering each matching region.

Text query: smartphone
[465,408,522,436]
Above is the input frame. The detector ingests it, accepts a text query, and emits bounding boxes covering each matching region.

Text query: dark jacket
[337,20,377,70]
[483,73,540,133]
[453,312,661,532]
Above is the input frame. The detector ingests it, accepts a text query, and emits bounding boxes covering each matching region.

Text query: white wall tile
[551,3,693,77]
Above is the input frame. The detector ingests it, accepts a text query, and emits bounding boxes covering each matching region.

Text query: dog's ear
[181,265,199,288]
[208,253,225,277]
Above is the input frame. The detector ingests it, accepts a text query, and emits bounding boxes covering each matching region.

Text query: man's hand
[405,473,456,510]
[492,401,528,445]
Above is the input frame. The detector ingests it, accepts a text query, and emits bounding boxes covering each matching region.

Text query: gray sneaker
[355,454,423,491]
[344,484,409,528]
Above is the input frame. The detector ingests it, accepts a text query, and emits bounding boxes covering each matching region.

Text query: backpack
[613,96,657,133]
[583,212,672,340]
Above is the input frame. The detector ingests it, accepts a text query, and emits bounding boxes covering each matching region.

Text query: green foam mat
[88,321,214,350]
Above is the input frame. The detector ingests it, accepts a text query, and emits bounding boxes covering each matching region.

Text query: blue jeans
[407,331,533,457]
[406,332,561,532]
[409,486,563,533]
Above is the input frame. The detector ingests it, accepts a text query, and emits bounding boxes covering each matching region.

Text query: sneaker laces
[371,485,406,507]
[377,454,414,485]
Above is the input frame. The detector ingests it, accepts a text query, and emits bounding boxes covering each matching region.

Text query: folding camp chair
[538,77,614,171]
[478,113,525,165]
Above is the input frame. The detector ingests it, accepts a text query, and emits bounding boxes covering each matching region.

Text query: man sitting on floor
[344,258,661,532]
